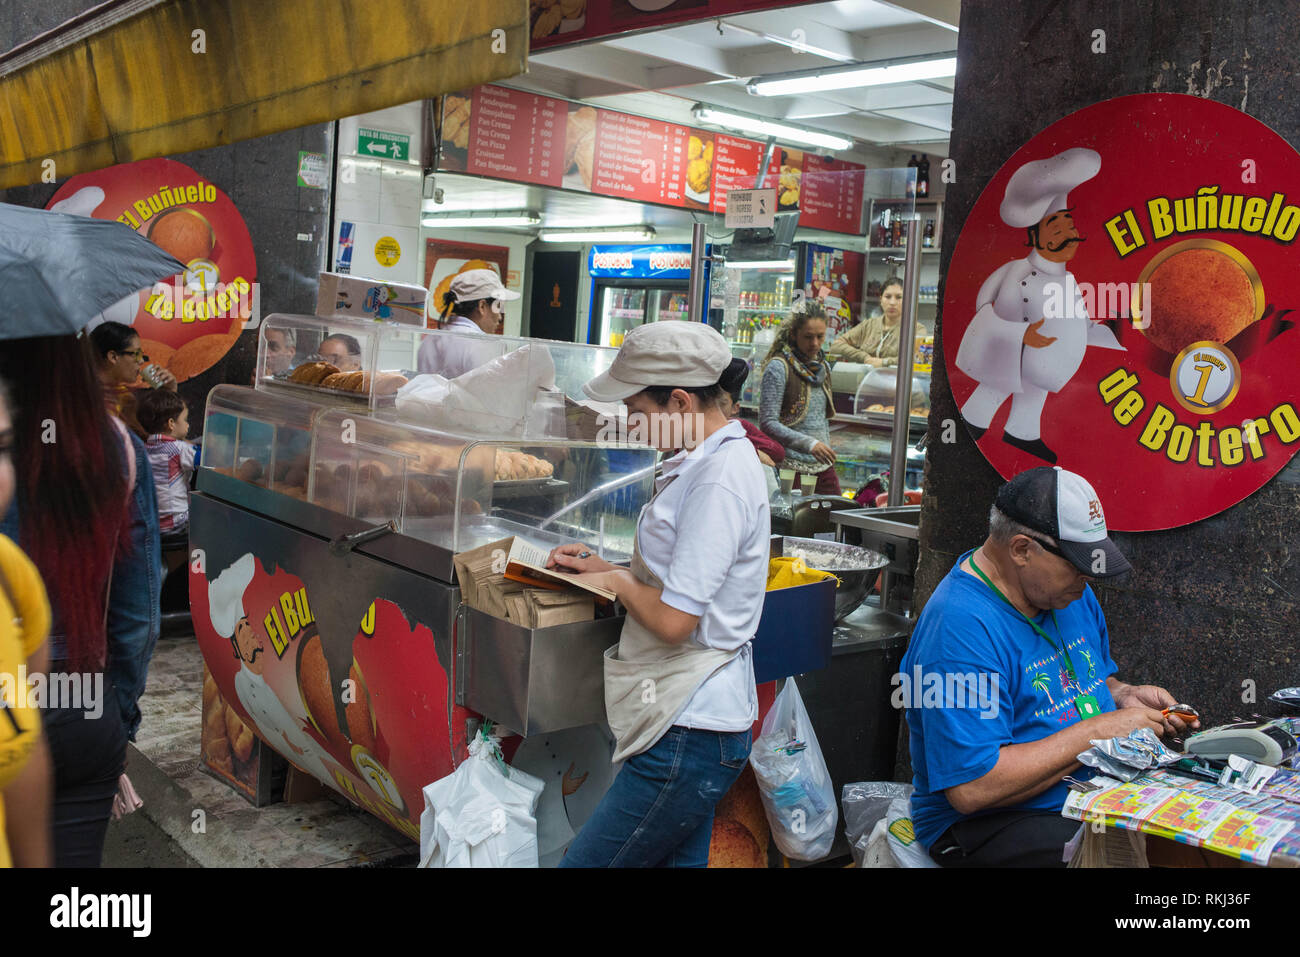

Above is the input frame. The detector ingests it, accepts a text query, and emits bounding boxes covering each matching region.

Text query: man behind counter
[902,466,1199,867]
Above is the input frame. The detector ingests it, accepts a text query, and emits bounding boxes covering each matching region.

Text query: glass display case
[201,384,324,497]
[256,313,390,407]
[305,409,654,560]
[255,313,623,439]
[202,384,656,565]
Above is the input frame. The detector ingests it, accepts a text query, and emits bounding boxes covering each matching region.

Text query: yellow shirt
[0,534,51,868]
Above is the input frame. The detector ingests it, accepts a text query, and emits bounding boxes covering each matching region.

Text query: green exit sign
[357,128,410,162]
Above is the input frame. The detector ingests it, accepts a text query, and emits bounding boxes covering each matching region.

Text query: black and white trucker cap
[994,466,1132,580]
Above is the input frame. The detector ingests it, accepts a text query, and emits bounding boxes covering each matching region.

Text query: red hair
[0,336,129,671]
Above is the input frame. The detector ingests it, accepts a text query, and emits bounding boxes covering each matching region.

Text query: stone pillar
[921,0,1299,721]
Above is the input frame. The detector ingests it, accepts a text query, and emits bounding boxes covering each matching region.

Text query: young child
[136,390,196,536]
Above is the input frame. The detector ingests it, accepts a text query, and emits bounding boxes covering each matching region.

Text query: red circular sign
[48,158,257,381]
[944,93,1300,531]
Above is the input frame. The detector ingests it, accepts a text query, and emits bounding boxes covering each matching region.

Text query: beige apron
[604,477,739,764]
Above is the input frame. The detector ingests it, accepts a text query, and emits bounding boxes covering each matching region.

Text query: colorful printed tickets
[1063,767,1300,866]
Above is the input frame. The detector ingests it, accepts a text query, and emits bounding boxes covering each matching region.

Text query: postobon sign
[944,94,1300,531]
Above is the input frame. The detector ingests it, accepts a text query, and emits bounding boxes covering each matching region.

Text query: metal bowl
[775,536,890,622]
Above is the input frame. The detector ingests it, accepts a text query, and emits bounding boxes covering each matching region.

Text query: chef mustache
[1044,234,1086,252]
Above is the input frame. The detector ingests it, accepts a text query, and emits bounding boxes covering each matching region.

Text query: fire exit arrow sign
[357,128,410,162]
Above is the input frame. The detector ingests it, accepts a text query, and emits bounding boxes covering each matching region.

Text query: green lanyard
[969,553,1077,682]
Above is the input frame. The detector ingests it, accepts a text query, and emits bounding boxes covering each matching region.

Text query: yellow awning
[0,0,528,189]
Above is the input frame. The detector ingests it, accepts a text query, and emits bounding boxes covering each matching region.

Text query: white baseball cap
[994,466,1132,579]
[584,321,732,403]
[449,268,520,304]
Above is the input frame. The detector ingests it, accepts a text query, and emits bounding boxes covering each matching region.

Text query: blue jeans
[107,430,163,742]
[559,726,752,868]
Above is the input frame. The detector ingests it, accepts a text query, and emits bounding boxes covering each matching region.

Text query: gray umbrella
[0,201,185,340]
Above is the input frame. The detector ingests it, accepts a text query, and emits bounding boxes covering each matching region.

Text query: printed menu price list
[709,135,781,214]
[467,87,566,187]
[591,112,692,206]
[801,155,865,234]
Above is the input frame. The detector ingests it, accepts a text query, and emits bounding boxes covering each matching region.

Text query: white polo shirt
[637,419,770,731]
[416,318,504,379]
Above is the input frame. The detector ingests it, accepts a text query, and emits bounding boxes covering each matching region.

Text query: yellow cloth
[0,534,51,868]
[766,556,839,591]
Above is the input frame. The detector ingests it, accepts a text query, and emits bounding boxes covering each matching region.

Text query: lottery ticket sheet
[1063,766,1300,866]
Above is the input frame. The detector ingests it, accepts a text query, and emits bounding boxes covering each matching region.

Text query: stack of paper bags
[453,540,595,628]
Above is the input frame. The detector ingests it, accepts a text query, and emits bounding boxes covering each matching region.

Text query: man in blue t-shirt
[901,466,1200,867]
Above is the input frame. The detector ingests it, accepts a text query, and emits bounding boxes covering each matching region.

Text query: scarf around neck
[781,341,827,385]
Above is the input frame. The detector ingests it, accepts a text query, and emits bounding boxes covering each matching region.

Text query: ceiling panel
[509,0,953,154]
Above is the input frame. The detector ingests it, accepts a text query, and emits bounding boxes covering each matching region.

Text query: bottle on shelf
[918,154,930,198]
[906,155,918,199]
[923,218,935,248]
[891,217,902,247]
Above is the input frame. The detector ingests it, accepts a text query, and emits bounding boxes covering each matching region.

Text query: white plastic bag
[842,781,912,867]
[419,727,546,868]
[749,678,837,861]
[883,796,938,868]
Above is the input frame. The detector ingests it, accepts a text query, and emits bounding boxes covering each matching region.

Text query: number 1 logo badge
[1170,340,1242,414]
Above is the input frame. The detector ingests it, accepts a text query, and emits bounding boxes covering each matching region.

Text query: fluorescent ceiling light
[540,226,656,242]
[748,56,957,97]
[716,20,855,63]
[692,105,852,151]
[421,210,540,228]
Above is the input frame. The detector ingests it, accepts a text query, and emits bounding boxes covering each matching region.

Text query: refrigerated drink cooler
[586,243,709,346]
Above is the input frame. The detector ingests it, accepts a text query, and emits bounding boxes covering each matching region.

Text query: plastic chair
[789,496,860,538]
[875,490,921,507]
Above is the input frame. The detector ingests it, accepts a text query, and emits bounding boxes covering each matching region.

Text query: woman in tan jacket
[828,277,903,367]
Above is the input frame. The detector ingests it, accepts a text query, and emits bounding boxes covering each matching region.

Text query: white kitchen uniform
[634,420,770,731]
[209,554,349,797]
[955,148,1122,440]
[415,317,505,379]
[234,665,350,797]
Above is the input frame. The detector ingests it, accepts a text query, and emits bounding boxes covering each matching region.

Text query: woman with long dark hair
[0,335,156,866]
[759,300,841,495]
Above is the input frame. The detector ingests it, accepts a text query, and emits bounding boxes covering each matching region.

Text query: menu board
[590,112,693,206]
[707,135,783,214]
[456,86,568,187]
[801,155,866,234]
[439,85,868,234]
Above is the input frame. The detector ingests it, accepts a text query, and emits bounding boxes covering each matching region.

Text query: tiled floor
[130,636,417,867]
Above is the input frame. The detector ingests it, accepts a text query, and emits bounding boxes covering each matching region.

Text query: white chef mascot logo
[208,554,350,796]
[956,148,1125,463]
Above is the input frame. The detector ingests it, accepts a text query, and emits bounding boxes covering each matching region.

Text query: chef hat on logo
[209,554,256,638]
[999,148,1102,228]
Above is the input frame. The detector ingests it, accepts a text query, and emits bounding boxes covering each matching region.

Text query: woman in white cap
[547,321,770,868]
[416,268,520,379]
